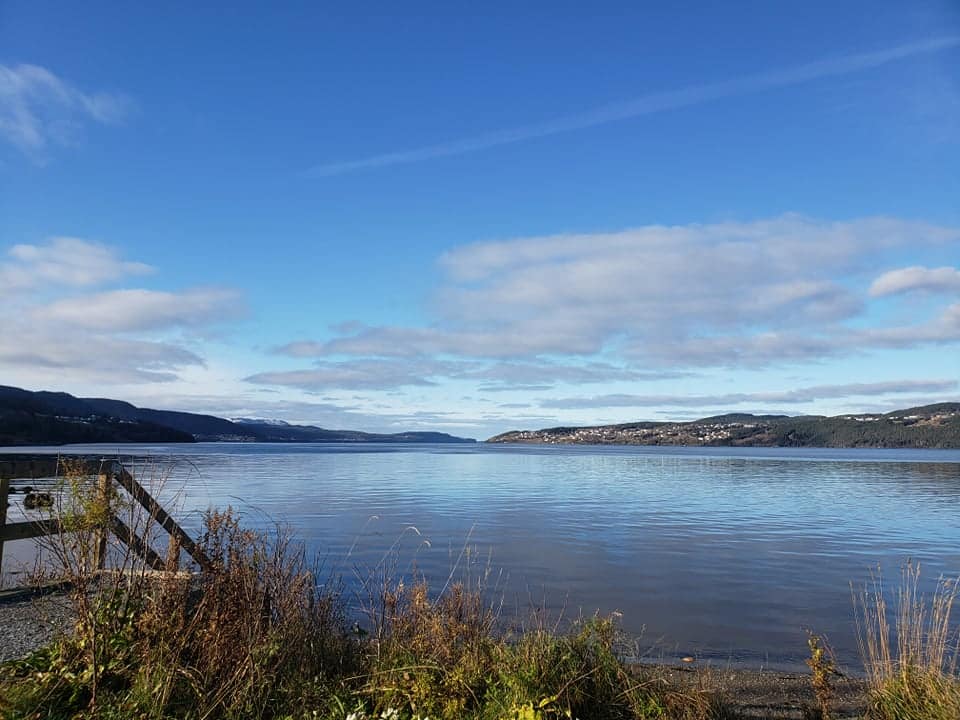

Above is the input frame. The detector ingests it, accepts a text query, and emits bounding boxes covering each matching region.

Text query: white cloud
[0,319,204,384]
[0,237,152,292]
[625,302,960,367]
[861,302,960,347]
[0,236,243,385]
[0,64,132,155]
[33,288,243,332]
[285,216,960,369]
[869,265,960,297]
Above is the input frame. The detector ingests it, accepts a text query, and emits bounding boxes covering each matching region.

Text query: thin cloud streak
[309,36,960,177]
[0,64,132,155]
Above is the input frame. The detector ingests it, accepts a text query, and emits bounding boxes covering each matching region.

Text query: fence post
[165,534,180,572]
[93,472,110,571]
[0,477,8,587]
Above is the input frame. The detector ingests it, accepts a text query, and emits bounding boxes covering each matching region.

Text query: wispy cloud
[245,358,467,391]
[0,237,152,292]
[0,64,132,156]
[308,36,960,177]
[541,380,959,410]
[33,288,244,332]
[460,361,689,388]
[869,265,960,297]
[0,320,205,384]
[263,351,688,391]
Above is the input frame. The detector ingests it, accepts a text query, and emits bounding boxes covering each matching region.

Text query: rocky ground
[0,588,73,663]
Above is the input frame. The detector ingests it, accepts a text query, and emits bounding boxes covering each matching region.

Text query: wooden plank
[165,534,181,573]
[110,516,165,571]
[113,467,211,571]
[0,518,62,542]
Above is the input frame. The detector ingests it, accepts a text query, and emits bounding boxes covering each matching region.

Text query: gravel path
[0,591,74,663]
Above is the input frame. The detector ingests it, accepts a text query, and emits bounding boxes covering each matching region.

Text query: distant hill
[886,402,960,417]
[0,386,476,446]
[0,386,195,445]
[487,405,960,449]
[232,419,475,444]
[81,398,243,438]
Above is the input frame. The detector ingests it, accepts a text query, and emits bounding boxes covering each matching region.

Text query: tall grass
[854,561,960,720]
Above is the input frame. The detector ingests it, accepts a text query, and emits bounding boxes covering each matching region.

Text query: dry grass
[130,507,355,718]
[854,561,960,720]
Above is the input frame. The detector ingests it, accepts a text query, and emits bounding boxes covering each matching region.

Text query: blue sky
[1,1,959,439]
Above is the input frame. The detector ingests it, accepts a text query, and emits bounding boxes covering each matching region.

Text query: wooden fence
[0,455,209,584]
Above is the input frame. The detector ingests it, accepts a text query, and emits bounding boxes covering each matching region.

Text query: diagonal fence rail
[0,455,209,585]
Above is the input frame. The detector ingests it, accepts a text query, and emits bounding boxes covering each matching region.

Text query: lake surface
[4,442,960,670]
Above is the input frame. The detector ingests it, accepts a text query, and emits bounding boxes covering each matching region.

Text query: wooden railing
[0,455,209,584]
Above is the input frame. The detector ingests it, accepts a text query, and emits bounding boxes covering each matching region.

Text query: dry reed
[854,561,960,720]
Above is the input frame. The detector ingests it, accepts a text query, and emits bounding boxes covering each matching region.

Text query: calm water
[4,442,960,670]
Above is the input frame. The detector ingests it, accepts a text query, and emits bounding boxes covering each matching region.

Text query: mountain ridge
[0,385,476,445]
